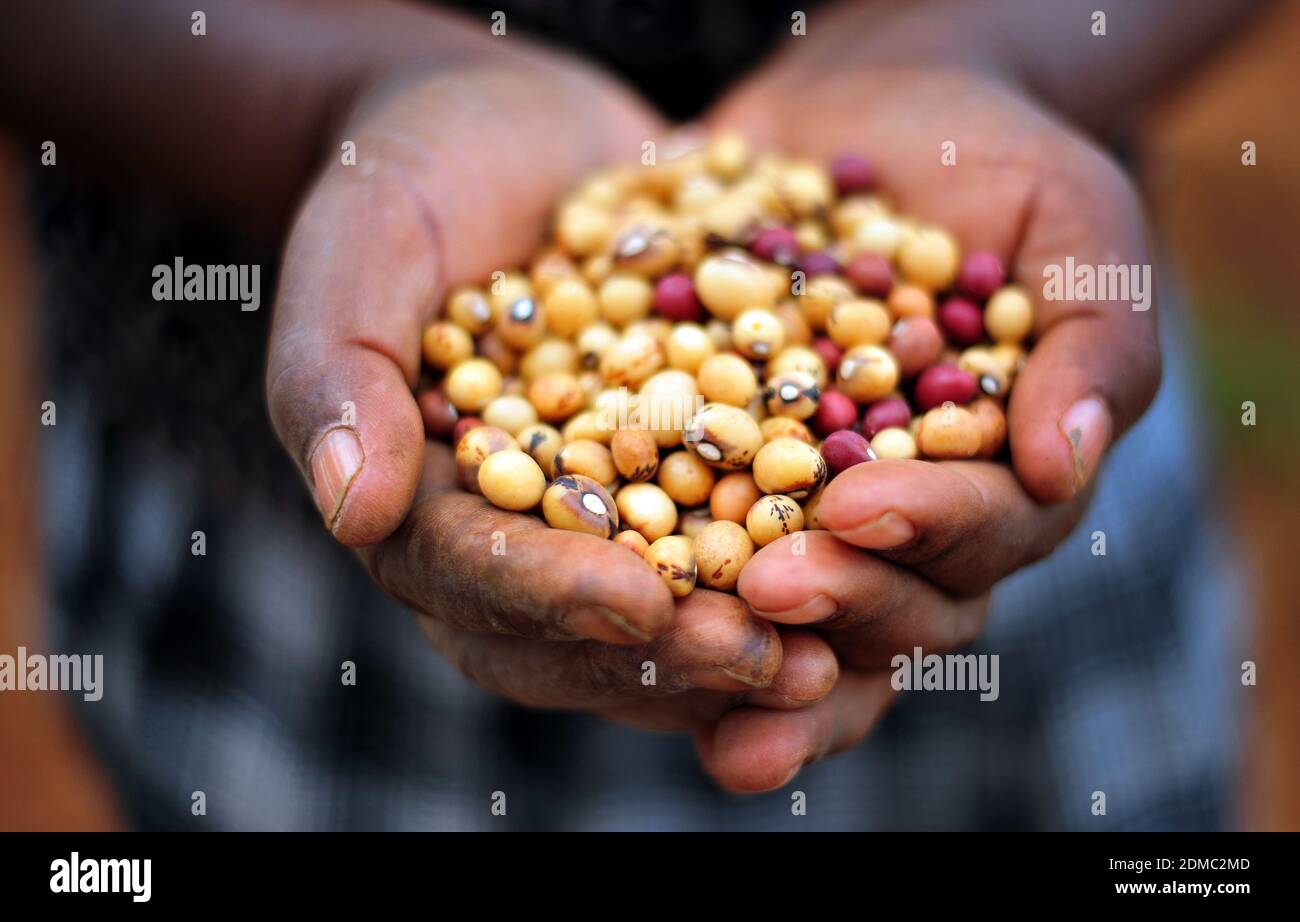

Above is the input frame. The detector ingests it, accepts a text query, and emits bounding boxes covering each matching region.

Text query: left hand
[691,43,1162,792]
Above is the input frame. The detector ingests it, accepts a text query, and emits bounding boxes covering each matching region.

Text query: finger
[816,458,1086,596]
[593,628,841,730]
[267,149,438,545]
[737,530,989,669]
[695,669,896,794]
[1008,307,1160,504]
[713,72,1160,503]
[361,468,676,643]
[741,629,840,710]
[417,589,782,709]
[268,67,661,546]
[1004,151,1161,503]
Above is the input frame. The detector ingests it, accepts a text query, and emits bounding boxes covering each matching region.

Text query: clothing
[35,182,1242,828]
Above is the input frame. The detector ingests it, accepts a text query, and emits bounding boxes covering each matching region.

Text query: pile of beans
[417,134,1033,598]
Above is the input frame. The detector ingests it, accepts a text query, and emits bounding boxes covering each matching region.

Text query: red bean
[799,250,841,278]
[418,387,459,439]
[956,251,1005,301]
[452,416,483,446]
[812,336,844,372]
[886,316,944,378]
[937,296,985,346]
[813,388,858,437]
[844,252,893,297]
[863,396,911,438]
[831,153,876,196]
[653,272,704,322]
[914,363,976,411]
[751,226,800,264]
[821,429,876,477]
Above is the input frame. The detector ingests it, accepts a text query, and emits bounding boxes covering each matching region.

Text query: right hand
[266,52,837,756]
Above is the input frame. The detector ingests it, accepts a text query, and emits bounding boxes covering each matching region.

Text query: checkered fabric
[36,228,1244,829]
[27,1,1243,828]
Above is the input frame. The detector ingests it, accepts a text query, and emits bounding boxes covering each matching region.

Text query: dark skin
[0,0,1262,802]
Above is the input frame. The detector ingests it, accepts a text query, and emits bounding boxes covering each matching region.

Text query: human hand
[266,50,842,767]
[692,38,1161,791]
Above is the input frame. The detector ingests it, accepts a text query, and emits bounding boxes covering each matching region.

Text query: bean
[697,353,758,407]
[916,404,981,459]
[747,494,805,547]
[830,153,876,195]
[552,439,617,486]
[984,285,1034,344]
[644,535,697,597]
[657,449,716,506]
[482,395,539,435]
[760,416,814,444]
[898,227,960,291]
[653,273,704,323]
[751,226,800,264]
[887,316,945,378]
[417,387,458,439]
[820,430,876,478]
[455,425,515,494]
[445,358,504,413]
[870,426,918,460]
[422,322,474,370]
[709,472,762,524]
[862,396,912,438]
[937,296,985,346]
[914,363,977,411]
[812,388,858,437]
[956,251,1006,301]
[543,475,619,537]
[762,371,820,421]
[614,529,650,557]
[517,423,564,474]
[497,296,547,351]
[683,402,764,470]
[844,251,893,297]
[752,437,828,499]
[693,521,754,591]
[694,252,775,320]
[528,371,585,423]
[615,482,678,543]
[478,451,547,511]
[837,344,899,403]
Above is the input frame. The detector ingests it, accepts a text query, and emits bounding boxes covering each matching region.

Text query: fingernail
[569,605,651,644]
[751,593,837,624]
[688,666,771,691]
[1058,397,1112,491]
[311,428,364,529]
[839,510,916,549]
[775,761,804,789]
[744,690,820,709]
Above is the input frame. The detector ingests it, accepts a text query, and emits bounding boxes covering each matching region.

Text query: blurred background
[1135,0,1300,830]
[1,1,1297,830]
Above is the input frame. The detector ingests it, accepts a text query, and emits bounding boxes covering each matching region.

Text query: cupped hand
[265,49,841,776]
[694,55,1161,791]
[361,439,840,734]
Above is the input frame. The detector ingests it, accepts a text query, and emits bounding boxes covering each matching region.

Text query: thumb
[1005,154,1161,504]
[267,159,433,546]
[268,64,666,546]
